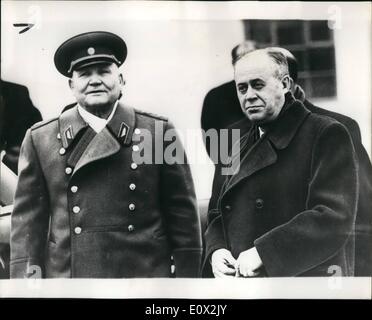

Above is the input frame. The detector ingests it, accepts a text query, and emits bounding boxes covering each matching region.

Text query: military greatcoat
[10,102,202,278]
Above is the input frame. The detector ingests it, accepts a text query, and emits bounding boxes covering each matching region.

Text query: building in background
[244,20,337,99]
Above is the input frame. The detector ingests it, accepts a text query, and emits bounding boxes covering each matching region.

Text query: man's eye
[238,86,247,94]
[253,83,264,89]
[78,71,92,77]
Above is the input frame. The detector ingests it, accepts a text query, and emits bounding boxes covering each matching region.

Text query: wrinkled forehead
[234,53,278,81]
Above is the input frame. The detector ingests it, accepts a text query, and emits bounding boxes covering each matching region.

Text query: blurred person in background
[0,80,42,174]
[0,80,42,279]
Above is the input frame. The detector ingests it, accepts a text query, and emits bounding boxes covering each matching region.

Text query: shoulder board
[135,109,168,121]
[31,117,58,130]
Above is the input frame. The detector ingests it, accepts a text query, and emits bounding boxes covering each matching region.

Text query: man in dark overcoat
[201,46,372,276]
[10,31,202,278]
[203,48,358,277]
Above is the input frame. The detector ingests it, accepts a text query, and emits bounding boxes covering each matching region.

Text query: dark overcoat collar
[222,97,311,195]
[264,98,311,150]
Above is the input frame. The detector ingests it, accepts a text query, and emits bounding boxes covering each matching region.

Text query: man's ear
[281,75,291,93]
[68,78,73,89]
[287,76,295,92]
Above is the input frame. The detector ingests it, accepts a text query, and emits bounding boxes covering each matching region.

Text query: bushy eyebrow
[250,78,265,84]
[237,78,265,86]
[75,69,88,77]
[99,65,112,71]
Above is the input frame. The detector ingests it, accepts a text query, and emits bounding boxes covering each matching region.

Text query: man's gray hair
[234,48,289,79]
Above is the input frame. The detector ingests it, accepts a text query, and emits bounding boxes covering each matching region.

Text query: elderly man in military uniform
[10,31,202,278]
[203,48,358,277]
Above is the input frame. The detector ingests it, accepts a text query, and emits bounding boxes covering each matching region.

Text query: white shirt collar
[78,100,119,133]
[258,126,265,138]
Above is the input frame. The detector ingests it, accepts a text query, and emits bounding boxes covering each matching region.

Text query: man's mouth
[86,90,107,94]
[245,105,263,111]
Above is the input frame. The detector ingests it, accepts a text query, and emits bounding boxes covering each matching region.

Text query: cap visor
[74,60,114,71]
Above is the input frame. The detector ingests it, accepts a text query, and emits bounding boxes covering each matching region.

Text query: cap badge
[87,47,95,55]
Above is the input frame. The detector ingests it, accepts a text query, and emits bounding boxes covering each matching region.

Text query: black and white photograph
[0,1,371,300]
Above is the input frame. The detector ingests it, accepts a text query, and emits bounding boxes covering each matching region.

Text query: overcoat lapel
[221,98,311,196]
[66,127,97,169]
[72,127,121,175]
[225,137,278,192]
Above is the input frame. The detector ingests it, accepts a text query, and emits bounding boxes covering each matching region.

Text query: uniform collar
[59,100,136,149]
[77,100,119,133]
[106,101,136,146]
[58,104,88,149]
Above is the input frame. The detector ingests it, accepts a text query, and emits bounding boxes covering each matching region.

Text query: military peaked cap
[54,31,127,77]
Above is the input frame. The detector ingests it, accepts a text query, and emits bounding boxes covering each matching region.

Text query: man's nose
[88,74,102,85]
[245,87,257,102]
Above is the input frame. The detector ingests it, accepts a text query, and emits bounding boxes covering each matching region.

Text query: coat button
[131,163,138,170]
[71,186,78,193]
[59,147,66,155]
[129,183,136,191]
[134,128,141,135]
[74,227,82,234]
[57,133,61,140]
[224,205,232,211]
[65,167,72,175]
[132,145,139,152]
[129,203,136,211]
[128,225,135,232]
[255,199,264,209]
[73,206,80,214]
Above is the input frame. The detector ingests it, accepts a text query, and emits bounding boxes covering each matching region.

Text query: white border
[0,278,370,299]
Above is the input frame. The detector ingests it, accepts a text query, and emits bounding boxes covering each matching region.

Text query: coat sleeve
[10,129,49,278]
[254,122,358,276]
[353,134,372,276]
[345,118,362,144]
[201,162,230,277]
[201,210,228,277]
[160,120,202,277]
[337,116,372,276]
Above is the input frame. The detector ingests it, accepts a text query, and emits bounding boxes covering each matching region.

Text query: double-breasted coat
[10,102,202,278]
[203,96,358,277]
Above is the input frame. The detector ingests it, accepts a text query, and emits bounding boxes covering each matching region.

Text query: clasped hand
[211,247,263,278]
